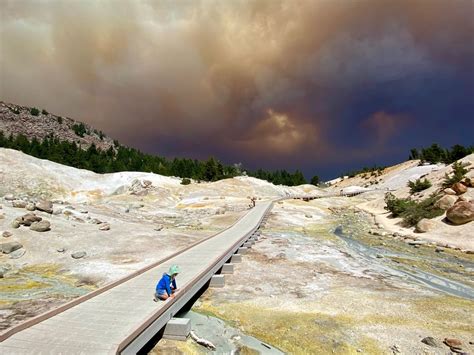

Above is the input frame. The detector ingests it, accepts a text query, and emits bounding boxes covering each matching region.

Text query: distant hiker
[154,265,180,301]
[251,197,256,208]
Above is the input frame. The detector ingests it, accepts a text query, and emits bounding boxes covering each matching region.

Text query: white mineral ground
[1,148,473,355]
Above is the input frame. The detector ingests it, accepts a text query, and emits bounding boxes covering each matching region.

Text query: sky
[1,0,473,180]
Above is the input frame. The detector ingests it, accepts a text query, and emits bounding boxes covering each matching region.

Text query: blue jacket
[156,273,177,296]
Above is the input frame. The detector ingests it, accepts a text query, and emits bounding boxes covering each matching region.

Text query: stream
[333,225,474,300]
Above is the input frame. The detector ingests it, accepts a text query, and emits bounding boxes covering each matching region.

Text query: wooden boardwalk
[0,200,274,354]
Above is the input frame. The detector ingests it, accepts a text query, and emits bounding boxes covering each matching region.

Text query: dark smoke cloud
[1,0,473,179]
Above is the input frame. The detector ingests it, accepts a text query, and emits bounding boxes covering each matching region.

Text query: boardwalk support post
[163,318,191,341]
[210,275,225,288]
[231,254,242,263]
[238,247,248,254]
[221,264,234,274]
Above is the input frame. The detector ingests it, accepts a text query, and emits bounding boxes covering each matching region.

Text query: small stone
[2,231,12,238]
[376,254,384,259]
[443,188,457,195]
[435,247,444,253]
[25,203,36,211]
[1,241,23,254]
[57,247,66,253]
[19,213,42,226]
[154,225,164,231]
[124,208,130,213]
[444,338,462,349]
[0,214,5,220]
[90,218,103,224]
[30,220,51,232]
[305,214,312,218]
[52,208,63,215]
[4,194,15,201]
[9,248,26,259]
[421,337,441,348]
[12,200,27,208]
[99,224,110,231]
[71,251,87,259]
[35,200,53,214]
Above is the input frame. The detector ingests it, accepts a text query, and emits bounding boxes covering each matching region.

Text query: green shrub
[30,107,40,116]
[9,106,20,114]
[408,178,432,193]
[72,123,87,137]
[384,193,443,226]
[42,109,48,115]
[443,161,468,188]
[181,177,191,185]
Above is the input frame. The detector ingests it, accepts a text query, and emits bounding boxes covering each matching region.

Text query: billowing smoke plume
[1,0,472,177]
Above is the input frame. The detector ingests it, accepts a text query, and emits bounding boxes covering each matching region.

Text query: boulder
[434,195,457,210]
[30,220,51,232]
[12,200,27,208]
[415,219,437,233]
[452,182,467,195]
[4,194,16,201]
[444,338,462,349]
[71,251,87,259]
[443,188,456,195]
[19,213,42,226]
[2,231,12,238]
[25,203,36,211]
[446,201,474,225]
[11,220,20,228]
[1,241,23,254]
[35,200,53,214]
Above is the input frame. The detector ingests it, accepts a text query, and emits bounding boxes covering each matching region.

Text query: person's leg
[154,291,169,301]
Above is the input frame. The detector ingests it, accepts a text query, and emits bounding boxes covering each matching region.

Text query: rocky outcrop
[434,195,457,210]
[1,101,115,152]
[451,182,467,195]
[30,220,51,232]
[446,201,474,225]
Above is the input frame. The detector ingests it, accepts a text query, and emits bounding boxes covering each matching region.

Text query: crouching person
[154,265,180,301]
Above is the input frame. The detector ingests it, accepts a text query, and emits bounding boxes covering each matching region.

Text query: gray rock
[35,200,53,214]
[12,200,27,208]
[1,241,23,254]
[305,214,312,218]
[30,220,51,232]
[407,240,427,246]
[90,218,103,224]
[25,203,36,211]
[71,251,87,259]
[2,231,12,238]
[0,213,4,220]
[9,248,26,259]
[376,254,384,259]
[154,225,164,231]
[99,224,110,231]
[421,337,441,348]
[52,208,63,215]
[4,194,16,201]
[215,207,226,215]
[57,247,66,253]
[11,220,20,228]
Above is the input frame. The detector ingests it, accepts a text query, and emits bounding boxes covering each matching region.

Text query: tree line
[0,131,318,186]
[409,143,474,164]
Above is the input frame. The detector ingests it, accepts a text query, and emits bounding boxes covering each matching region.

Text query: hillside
[0,101,115,151]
